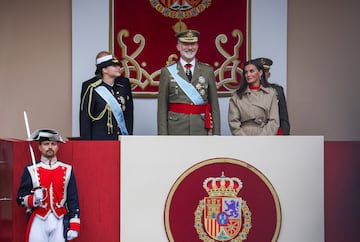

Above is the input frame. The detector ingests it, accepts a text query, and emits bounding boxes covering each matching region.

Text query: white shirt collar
[180,58,195,72]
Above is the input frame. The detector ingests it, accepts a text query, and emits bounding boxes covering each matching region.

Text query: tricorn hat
[29,129,65,143]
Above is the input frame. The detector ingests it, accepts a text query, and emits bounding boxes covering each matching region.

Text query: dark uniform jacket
[157,61,220,135]
[80,76,134,140]
[271,84,290,135]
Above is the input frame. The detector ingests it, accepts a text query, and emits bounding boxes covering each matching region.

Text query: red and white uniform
[17,156,80,242]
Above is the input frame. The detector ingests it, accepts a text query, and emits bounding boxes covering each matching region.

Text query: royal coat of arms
[194,172,251,241]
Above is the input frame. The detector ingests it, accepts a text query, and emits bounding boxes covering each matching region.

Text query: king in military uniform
[157,29,220,135]
[80,52,134,139]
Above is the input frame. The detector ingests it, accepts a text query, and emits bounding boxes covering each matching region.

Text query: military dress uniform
[157,61,220,135]
[16,129,80,242]
[17,160,80,242]
[80,76,134,140]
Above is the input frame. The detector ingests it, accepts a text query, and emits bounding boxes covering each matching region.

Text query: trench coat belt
[169,103,212,129]
[241,118,267,127]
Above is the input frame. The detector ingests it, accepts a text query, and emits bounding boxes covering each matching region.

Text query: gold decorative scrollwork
[116,29,244,96]
[117,30,160,91]
[214,29,244,92]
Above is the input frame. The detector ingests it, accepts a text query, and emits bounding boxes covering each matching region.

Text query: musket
[23,111,40,188]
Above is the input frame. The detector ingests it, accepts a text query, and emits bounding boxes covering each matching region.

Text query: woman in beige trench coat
[228,59,279,135]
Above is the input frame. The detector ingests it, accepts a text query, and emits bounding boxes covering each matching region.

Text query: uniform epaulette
[90,79,102,88]
[81,79,102,111]
[198,62,210,66]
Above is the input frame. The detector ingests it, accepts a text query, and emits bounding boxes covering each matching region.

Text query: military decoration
[199,76,206,84]
[196,76,207,96]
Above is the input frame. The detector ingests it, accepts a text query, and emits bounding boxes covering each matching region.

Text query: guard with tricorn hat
[17,128,81,241]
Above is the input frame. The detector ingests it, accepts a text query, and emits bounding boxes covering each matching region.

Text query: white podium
[120,136,324,242]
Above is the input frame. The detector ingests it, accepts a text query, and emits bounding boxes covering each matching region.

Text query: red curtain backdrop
[113,0,249,97]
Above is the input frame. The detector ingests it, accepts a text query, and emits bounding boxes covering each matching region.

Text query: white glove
[67,230,79,240]
[33,188,44,206]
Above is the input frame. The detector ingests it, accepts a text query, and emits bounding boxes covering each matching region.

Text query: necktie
[185,63,192,81]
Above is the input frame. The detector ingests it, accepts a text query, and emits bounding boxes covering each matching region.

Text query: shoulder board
[115,83,125,87]
[198,62,210,66]
[115,77,127,87]
[90,79,102,88]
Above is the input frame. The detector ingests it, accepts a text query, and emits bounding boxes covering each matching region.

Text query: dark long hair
[236,59,270,98]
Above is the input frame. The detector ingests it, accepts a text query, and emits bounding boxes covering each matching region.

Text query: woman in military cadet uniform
[228,59,279,135]
[80,54,133,140]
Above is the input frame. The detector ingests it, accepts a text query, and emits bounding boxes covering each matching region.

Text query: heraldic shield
[195,172,252,241]
[204,197,242,240]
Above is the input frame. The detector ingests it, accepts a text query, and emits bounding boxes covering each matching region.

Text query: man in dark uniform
[157,29,220,135]
[254,57,290,135]
[80,52,134,139]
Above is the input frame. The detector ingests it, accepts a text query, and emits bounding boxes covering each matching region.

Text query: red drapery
[113,0,250,97]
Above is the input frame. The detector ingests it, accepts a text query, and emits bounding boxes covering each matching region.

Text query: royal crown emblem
[194,172,252,241]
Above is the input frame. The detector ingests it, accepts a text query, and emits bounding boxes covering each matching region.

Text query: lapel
[176,62,188,81]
